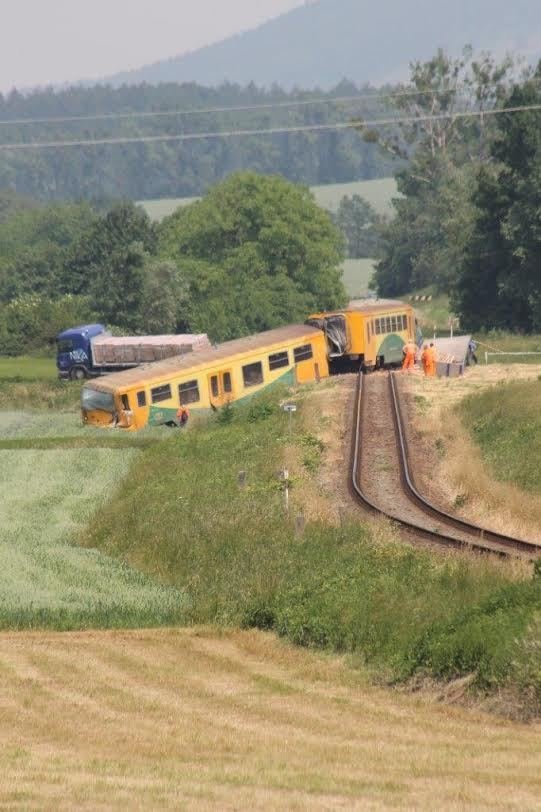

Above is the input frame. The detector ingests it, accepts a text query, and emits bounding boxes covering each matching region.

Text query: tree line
[372,49,541,333]
[0,80,399,202]
[0,173,347,354]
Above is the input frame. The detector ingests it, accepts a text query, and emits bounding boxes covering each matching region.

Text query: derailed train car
[81,324,329,430]
[307,300,420,371]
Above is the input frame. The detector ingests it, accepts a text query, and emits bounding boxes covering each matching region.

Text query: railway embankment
[401,365,541,546]
[83,378,541,718]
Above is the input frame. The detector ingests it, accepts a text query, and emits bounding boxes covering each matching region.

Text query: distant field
[0,356,56,381]
[342,258,376,298]
[139,177,399,221]
[311,177,398,215]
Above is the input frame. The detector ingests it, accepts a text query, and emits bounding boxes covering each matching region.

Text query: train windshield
[81,387,115,413]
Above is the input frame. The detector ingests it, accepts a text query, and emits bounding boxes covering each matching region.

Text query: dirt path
[0,628,540,810]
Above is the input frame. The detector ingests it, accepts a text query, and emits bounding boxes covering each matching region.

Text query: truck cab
[56,324,106,380]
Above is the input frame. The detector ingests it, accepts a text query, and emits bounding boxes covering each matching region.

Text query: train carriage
[81,324,328,430]
[307,300,419,370]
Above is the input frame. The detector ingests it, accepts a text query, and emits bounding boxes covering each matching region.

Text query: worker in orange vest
[421,344,431,376]
[402,341,417,371]
[176,406,190,427]
[428,343,437,376]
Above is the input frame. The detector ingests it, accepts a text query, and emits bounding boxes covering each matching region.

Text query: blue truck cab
[56,324,106,380]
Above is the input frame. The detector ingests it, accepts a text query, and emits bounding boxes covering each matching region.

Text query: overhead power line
[0,83,527,128]
[0,103,539,151]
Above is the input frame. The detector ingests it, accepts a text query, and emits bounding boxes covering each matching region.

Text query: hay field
[0,627,539,810]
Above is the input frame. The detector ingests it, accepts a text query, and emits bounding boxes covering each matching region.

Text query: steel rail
[350,371,540,560]
[388,372,539,558]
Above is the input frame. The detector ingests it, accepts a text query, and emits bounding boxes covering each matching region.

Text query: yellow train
[81,300,418,431]
[82,324,329,430]
[307,299,419,370]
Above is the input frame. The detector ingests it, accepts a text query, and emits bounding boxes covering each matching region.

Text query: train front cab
[307,303,416,370]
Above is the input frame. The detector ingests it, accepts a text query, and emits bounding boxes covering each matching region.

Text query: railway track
[351,371,541,560]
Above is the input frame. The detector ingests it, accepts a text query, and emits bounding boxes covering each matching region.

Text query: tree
[372,48,516,297]
[67,202,158,330]
[335,194,381,258]
[452,66,541,331]
[159,172,346,341]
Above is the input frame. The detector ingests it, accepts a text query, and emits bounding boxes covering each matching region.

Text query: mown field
[1,627,540,810]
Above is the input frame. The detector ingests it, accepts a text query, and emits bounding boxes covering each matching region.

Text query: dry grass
[283,375,357,526]
[402,365,541,544]
[0,627,540,810]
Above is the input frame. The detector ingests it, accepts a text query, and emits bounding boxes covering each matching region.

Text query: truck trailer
[56,324,211,380]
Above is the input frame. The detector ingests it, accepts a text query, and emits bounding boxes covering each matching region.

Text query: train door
[208,369,233,408]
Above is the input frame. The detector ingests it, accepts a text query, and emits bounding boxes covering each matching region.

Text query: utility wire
[0,82,532,127]
[0,103,539,151]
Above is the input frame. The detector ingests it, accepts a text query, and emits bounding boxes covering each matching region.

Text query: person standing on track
[402,341,417,372]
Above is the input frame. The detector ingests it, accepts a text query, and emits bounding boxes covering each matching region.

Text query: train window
[242,362,263,388]
[269,351,289,370]
[401,315,407,331]
[137,391,147,408]
[375,318,381,335]
[151,383,172,403]
[294,344,313,363]
[121,394,130,410]
[390,316,398,332]
[223,372,232,393]
[210,375,219,398]
[179,379,200,404]
[386,317,392,333]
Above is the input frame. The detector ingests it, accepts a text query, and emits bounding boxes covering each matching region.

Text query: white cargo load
[90,333,211,366]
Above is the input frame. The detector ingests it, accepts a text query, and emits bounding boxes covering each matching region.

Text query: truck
[56,324,211,380]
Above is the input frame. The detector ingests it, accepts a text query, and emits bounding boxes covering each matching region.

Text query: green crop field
[139,177,399,221]
[0,356,56,381]
[0,397,186,629]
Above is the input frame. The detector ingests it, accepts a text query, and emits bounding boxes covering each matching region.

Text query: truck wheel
[70,367,87,381]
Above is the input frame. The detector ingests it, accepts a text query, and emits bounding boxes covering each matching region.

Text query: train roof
[346,299,410,312]
[85,323,323,392]
[309,299,411,317]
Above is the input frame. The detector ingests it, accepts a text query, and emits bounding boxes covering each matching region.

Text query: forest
[0,48,540,349]
[373,52,541,333]
[0,80,398,202]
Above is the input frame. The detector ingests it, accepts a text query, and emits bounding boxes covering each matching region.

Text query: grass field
[459,378,541,492]
[1,627,540,809]
[84,383,541,708]
[0,355,56,381]
[342,258,376,298]
[139,177,399,221]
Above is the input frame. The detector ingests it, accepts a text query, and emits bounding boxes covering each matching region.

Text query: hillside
[106,0,541,88]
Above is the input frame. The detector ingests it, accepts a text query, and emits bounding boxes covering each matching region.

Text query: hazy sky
[1,0,305,92]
